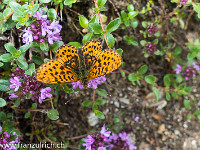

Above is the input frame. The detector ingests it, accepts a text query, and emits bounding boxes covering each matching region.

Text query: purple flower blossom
[0,126,2,132]
[71,81,84,89]
[9,68,51,103]
[181,0,187,4]
[119,132,129,142]
[0,129,19,150]
[145,43,157,54]
[100,124,111,137]
[182,65,196,80]
[22,27,33,44]
[33,11,47,20]
[147,25,157,34]
[97,147,107,150]
[71,75,106,89]
[39,87,52,103]
[134,116,139,122]
[9,77,21,91]
[22,11,62,45]
[88,76,106,89]
[82,135,95,149]
[174,64,182,74]
[193,62,200,71]
[82,124,137,150]
[9,93,18,99]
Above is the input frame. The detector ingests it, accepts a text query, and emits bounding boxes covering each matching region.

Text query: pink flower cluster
[83,124,138,150]
[181,0,187,4]
[147,25,157,34]
[174,62,200,80]
[71,75,106,89]
[22,11,62,45]
[0,126,19,150]
[145,43,157,54]
[9,68,52,103]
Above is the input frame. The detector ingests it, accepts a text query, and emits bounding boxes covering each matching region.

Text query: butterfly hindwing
[89,49,122,79]
[36,59,78,84]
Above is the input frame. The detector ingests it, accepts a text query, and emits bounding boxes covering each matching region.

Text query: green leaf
[106,33,115,47]
[192,4,200,18]
[32,56,44,65]
[137,65,148,75]
[153,39,159,44]
[48,109,59,120]
[89,14,99,24]
[92,104,98,110]
[30,4,39,16]
[89,23,102,34]
[16,56,28,70]
[97,0,107,8]
[172,91,178,99]
[79,16,89,28]
[116,48,123,55]
[64,0,76,6]
[121,11,128,21]
[0,79,10,85]
[3,8,12,18]
[0,112,7,121]
[130,19,138,28]
[0,85,9,92]
[142,21,148,28]
[94,110,105,119]
[25,111,31,118]
[127,4,134,12]
[106,18,121,32]
[128,73,137,82]
[25,63,35,76]
[82,33,93,45]
[7,113,13,118]
[82,100,92,107]
[14,99,21,106]
[0,62,3,67]
[48,8,57,20]
[19,44,30,54]
[0,53,13,62]
[173,46,182,56]
[32,103,37,109]
[140,40,147,46]
[184,99,191,110]
[96,88,107,97]
[145,75,156,85]
[40,42,49,52]
[128,11,138,19]
[50,41,64,53]
[131,41,138,46]
[152,87,159,101]
[39,0,51,3]
[4,43,17,55]
[166,91,171,101]
[164,74,173,87]
[95,99,106,105]
[68,42,82,48]
[187,114,193,120]
[9,2,23,15]
[0,98,6,107]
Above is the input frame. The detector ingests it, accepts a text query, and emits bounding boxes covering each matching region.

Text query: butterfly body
[36,40,122,88]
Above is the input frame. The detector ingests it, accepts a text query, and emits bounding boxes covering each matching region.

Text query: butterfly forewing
[55,44,79,71]
[82,40,102,70]
[36,59,78,84]
[89,49,122,79]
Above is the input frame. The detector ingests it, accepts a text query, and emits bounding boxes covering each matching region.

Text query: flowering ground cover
[0,0,200,149]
